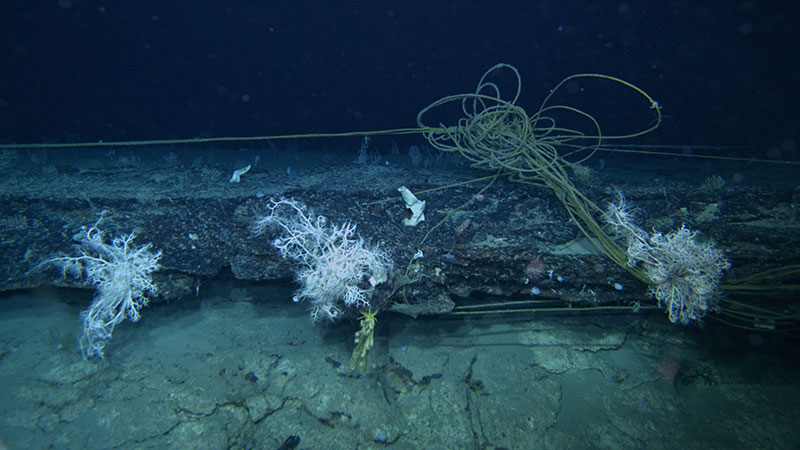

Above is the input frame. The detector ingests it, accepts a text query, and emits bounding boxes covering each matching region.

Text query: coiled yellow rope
[416,63,662,281]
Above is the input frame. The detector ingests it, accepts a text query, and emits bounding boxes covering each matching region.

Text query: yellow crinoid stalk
[346,309,378,374]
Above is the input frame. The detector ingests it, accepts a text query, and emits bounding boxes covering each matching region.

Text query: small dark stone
[244,371,259,383]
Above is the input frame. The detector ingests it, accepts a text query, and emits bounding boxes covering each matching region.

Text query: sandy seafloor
[0,277,798,450]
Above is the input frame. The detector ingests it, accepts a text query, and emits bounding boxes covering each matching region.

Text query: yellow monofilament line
[5,131,790,166]
[3,126,795,167]
[449,304,661,316]
[2,127,426,149]
[598,146,800,165]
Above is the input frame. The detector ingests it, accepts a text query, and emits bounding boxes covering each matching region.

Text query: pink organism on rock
[525,255,546,280]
